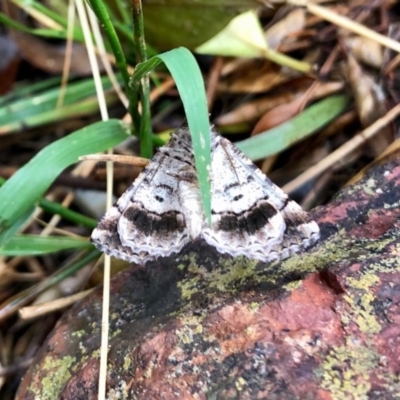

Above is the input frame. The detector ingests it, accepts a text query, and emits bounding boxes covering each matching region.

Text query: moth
[91,126,320,265]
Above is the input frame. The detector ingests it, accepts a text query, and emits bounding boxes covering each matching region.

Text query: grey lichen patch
[363,178,379,197]
[318,341,379,399]
[384,199,400,209]
[107,380,130,400]
[33,356,75,400]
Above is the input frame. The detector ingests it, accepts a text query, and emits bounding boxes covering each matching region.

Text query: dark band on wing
[161,151,194,167]
[282,200,312,228]
[124,207,185,236]
[224,175,255,192]
[93,217,124,249]
[216,202,277,234]
[91,219,145,261]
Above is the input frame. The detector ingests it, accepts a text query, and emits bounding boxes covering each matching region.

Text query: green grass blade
[130,47,211,222]
[38,198,97,229]
[87,0,130,90]
[235,94,349,161]
[0,77,62,108]
[0,95,118,134]
[0,177,97,228]
[0,119,129,245]
[0,75,117,130]
[0,235,91,256]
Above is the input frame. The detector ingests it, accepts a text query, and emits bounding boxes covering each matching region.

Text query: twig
[283,103,400,194]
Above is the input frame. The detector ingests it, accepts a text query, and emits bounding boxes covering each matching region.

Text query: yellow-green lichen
[71,330,85,338]
[78,341,88,356]
[176,326,195,345]
[123,355,132,371]
[177,275,201,300]
[343,274,381,334]
[319,343,379,399]
[245,326,255,336]
[248,302,260,313]
[207,257,259,292]
[283,280,302,291]
[143,359,157,379]
[361,236,397,258]
[33,356,75,400]
[235,377,247,391]
[111,328,122,339]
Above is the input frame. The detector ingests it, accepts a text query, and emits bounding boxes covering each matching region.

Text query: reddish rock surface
[16,155,400,399]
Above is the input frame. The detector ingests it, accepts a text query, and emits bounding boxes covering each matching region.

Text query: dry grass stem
[283,103,400,194]
[80,154,149,167]
[290,0,400,53]
[19,289,93,320]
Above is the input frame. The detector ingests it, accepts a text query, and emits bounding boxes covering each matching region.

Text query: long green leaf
[130,47,211,222]
[0,235,91,256]
[0,119,129,245]
[235,94,349,161]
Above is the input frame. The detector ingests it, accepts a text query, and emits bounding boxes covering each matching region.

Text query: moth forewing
[91,126,320,264]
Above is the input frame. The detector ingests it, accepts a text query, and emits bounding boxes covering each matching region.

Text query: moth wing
[91,134,194,263]
[201,132,319,262]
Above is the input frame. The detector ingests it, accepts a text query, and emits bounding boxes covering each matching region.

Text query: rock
[16,156,400,399]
